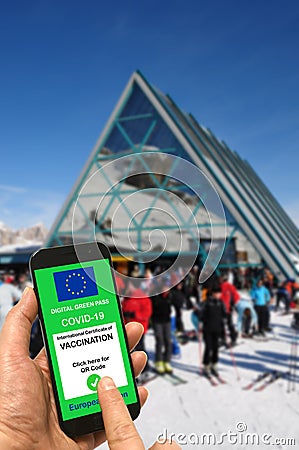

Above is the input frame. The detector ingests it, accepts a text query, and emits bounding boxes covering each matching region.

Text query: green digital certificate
[35,258,137,421]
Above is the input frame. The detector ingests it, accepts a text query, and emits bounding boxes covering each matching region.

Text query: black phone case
[29,241,140,438]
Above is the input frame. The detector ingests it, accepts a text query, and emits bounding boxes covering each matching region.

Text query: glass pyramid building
[46,71,298,282]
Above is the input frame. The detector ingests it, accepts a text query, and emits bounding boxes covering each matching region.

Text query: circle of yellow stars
[65,273,87,296]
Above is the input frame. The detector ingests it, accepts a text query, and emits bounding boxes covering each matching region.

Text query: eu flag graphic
[53,267,98,302]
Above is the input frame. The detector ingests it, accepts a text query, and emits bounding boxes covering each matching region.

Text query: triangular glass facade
[46,71,298,281]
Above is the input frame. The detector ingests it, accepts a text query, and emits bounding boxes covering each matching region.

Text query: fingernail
[99,376,116,391]
[23,287,31,297]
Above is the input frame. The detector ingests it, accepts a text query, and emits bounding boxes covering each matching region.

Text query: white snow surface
[97,308,299,450]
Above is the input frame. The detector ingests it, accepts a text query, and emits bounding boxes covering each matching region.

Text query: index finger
[97,376,145,450]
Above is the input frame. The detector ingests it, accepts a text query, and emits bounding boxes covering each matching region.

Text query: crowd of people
[115,265,299,382]
[0,264,298,449]
[1,266,299,381]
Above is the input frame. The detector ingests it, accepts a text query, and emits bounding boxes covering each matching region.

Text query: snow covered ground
[98,307,299,450]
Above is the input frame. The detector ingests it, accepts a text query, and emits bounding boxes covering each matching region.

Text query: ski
[255,371,283,392]
[242,371,274,390]
[138,373,159,386]
[202,372,218,386]
[252,336,270,342]
[164,373,188,386]
[212,373,227,384]
[150,369,188,386]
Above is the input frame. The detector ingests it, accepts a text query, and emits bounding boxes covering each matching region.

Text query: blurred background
[0,0,298,278]
[0,1,299,448]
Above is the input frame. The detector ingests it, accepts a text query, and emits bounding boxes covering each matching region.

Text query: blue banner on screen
[53,267,98,302]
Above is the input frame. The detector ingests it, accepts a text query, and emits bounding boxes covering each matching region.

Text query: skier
[170,282,185,334]
[150,280,173,374]
[235,298,258,337]
[184,266,199,305]
[201,282,227,377]
[275,281,290,313]
[122,278,152,381]
[286,279,299,306]
[220,275,240,346]
[250,279,271,335]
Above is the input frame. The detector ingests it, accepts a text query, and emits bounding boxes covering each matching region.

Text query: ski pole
[229,343,240,380]
[292,327,298,392]
[225,326,240,380]
[288,325,296,393]
[287,333,293,393]
[198,325,203,375]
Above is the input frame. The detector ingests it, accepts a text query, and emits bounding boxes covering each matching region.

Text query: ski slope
[98,307,299,450]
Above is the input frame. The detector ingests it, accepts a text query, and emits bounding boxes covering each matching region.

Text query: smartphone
[30,241,140,438]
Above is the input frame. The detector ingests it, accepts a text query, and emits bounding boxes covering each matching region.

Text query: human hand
[97,376,181,449]
[0,287,148,450]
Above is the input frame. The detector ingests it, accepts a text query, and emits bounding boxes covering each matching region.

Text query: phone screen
[34,257,137,422]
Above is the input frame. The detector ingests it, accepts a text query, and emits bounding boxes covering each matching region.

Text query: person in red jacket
[115,273,125,296]
[220,275,240,346]
[122,277,152,380]
[286,279,299,303]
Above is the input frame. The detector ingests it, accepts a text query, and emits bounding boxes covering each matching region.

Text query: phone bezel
[30,241,140,438]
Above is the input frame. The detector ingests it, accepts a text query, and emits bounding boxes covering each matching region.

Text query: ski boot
[164,362,173,374]
[155,361,165,374]
[210,364,219,377]
[203,364,211,378]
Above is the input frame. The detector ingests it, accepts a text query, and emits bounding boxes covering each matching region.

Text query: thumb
[0,287,38,357]
[97,376,145,450]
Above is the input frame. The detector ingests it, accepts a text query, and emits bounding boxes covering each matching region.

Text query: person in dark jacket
[150,282,173,374]
[201,282,227,377]
[275,281,290,313]
[170,282,185,333]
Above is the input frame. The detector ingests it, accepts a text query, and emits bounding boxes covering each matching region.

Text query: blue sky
[0,0,298,230]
